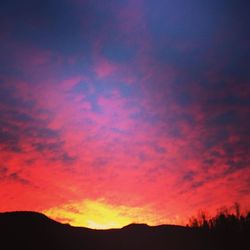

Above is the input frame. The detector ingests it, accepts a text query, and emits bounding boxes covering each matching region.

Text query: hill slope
[0,211,248,250]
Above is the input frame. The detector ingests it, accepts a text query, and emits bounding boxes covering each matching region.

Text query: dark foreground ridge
[0,211,249,250]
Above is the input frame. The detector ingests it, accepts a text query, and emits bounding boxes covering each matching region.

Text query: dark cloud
[32,142,62,152]
[0,0,85,54]
[102,43,136,63]
[207,95,250,106]
[92,157,109,169]
[8,173,30,185]
[226,159,248,171]
[0,86,74,163]
[210,111,238,125]
[153,145,166,154]
[0,130,22,153]
[174,92,194,107]
[70,81,89,94]
[0,166,29,185]
[0,86,34,109]
[191,181,205,189]
[0,166,8,176]
[182,171,195,182]
[61,153,77,165]
[0,96,60,153]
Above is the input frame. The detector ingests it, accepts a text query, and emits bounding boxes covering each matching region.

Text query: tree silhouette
[188,203,250,249]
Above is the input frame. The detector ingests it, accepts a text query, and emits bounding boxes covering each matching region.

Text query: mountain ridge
[0,211,248,250]
[0,211,186,230]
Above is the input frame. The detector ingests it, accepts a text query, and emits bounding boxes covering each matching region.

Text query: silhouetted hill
[0,211,249,249]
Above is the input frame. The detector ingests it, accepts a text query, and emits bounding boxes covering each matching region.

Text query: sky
[0,0,250,229]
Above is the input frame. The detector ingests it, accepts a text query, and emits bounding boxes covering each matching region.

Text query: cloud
[0,166,30,185]
[0,0,249,227]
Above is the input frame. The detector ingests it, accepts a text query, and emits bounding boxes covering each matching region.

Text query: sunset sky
[0,0,250,229]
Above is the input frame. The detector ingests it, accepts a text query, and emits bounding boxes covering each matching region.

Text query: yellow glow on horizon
[43,199,162,229]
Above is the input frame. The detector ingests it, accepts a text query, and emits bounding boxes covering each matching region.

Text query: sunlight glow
[43,199,161,229]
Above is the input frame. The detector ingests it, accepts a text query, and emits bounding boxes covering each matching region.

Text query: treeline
[188,203,250,232]
[188,203,250,249]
